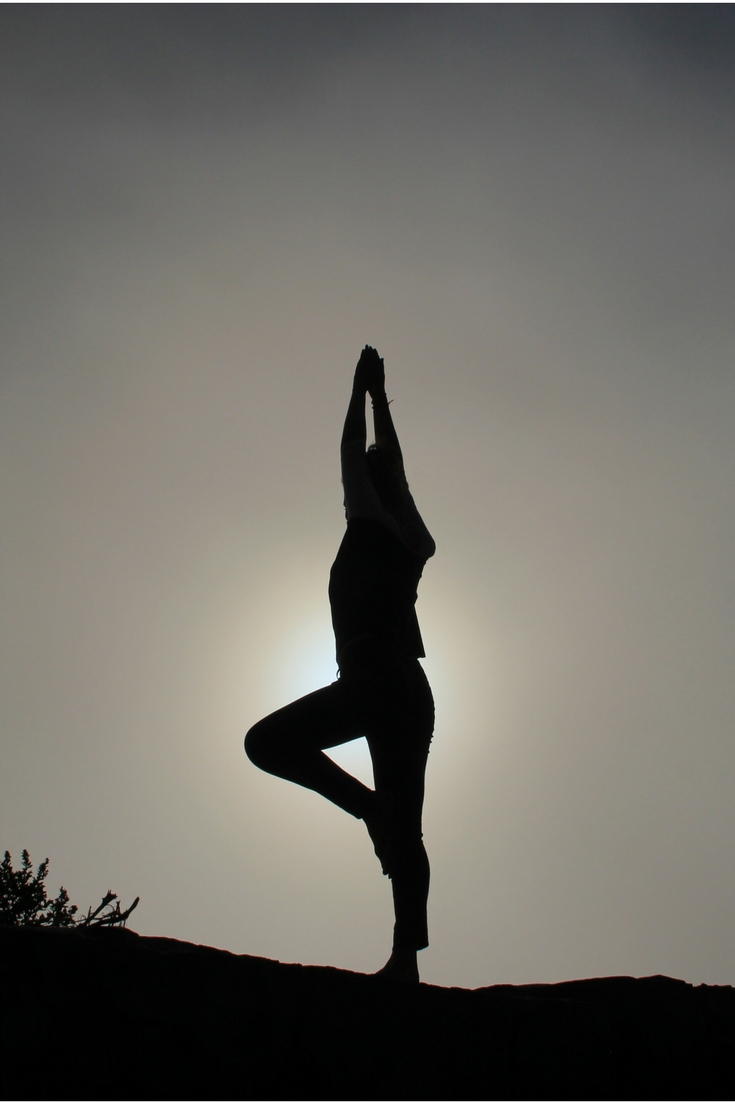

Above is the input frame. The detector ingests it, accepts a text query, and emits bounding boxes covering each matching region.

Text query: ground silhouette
[2,925,733,1100]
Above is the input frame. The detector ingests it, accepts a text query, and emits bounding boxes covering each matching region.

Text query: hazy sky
[2,5,735,989]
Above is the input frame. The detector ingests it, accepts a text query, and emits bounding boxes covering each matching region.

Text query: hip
[336,635,434,740]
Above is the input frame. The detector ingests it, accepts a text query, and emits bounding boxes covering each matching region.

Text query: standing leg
[369,737,431,972]
[366,662,434,981]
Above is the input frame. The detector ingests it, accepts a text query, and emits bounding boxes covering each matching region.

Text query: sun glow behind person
[273,609,376,788]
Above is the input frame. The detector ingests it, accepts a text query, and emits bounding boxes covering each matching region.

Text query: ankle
[375,948,419,984]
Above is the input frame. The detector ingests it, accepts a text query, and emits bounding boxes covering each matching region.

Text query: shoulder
[348,515,435,563]
[387,489,436,559]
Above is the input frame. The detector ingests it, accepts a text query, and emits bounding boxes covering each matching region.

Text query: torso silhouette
[329,516,427,665]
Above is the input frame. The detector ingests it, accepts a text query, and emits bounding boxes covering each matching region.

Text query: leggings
[244,639,434,950]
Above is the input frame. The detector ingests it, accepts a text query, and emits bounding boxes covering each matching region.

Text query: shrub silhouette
[1,849,139,928]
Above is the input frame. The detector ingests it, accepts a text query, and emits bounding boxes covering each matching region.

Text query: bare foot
[374,948,419,984]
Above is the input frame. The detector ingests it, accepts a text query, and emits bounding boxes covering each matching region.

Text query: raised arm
[363,346,436,559]
[340,348,397,532]
[365,352,405,470]
[341,352,369,451]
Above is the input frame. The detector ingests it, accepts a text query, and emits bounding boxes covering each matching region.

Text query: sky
[2,4,735,990]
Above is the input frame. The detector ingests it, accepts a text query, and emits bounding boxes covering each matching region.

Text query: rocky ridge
[2,925,733,1100]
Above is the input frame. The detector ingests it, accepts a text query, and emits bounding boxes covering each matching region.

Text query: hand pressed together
[354,345,385,398]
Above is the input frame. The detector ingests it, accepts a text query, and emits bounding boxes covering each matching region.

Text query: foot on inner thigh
[374,948,419,984]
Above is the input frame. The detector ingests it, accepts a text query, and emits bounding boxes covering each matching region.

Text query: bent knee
[245,714,295,772]
[244,720,273,769]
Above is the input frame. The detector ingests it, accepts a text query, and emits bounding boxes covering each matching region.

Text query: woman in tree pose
[245,346,435,982]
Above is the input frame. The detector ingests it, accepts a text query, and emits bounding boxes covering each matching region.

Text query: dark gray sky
[2,5,735,988]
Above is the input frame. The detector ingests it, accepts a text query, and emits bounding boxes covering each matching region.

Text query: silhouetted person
[245,346,435,982]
